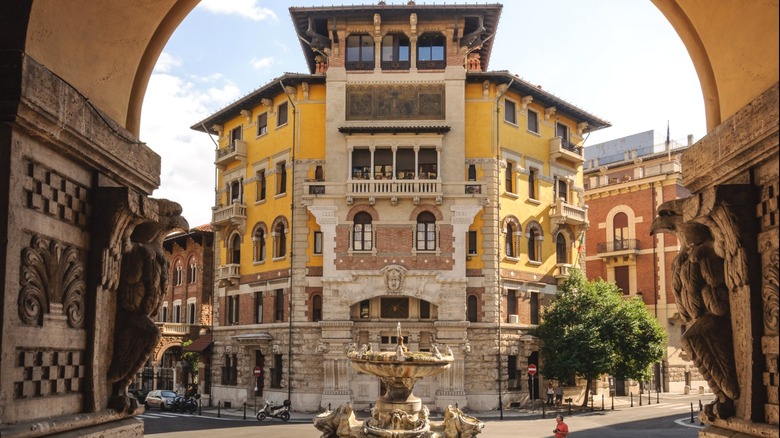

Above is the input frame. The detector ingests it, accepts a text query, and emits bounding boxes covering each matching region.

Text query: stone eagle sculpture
[650,198,738,420]
[108,199,188,412]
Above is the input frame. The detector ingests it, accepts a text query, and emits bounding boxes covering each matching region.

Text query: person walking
[553,414,569,438]
[555,384,564,406]
[546,383,555,406]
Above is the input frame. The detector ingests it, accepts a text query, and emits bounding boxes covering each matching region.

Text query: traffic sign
[253,366,262,377]
[528,364,537,375]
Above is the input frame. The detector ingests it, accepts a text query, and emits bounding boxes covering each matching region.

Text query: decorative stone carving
[383,265,406,293]
[650,185,757,421]
[106,197,189,413]
[19,235,86,328]
[346,84,445,120]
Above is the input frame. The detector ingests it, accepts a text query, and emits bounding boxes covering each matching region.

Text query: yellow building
[192,3,609,411]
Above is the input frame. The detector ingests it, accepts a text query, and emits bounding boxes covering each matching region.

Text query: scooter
[171,393,199,414]
[256,399,290,422]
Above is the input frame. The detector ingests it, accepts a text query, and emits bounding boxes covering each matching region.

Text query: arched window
[187,257,197,283]
[353,212,373,251]
[467,294,479,322]
[613,212,629,250]
[311,294,323,322]
[416,211,436,251]
[417,33,446,69]
[381,33,410,70]
[346,34,374,70]
[174,260,183,286]
[527,226,541,262]
[274,222,286,258]
[556,233,568,264]
[230,234,241,264]
[506,222,516,258]
[229,179,242,203]
[253,227,266,262]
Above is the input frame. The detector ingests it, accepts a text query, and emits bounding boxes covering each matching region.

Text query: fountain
[314,323,484,438]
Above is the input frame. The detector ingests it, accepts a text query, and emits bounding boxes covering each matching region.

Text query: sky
[140,0,706,228]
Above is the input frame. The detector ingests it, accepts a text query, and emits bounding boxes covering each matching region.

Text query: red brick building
[583,130,704,395]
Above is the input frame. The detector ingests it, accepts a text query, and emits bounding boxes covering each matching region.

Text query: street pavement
[142,393,709,437]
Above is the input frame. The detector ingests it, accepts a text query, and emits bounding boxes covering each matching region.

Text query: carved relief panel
[346,84,445,120]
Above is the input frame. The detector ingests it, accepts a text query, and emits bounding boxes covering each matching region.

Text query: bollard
[647,389,650,405]
[602,394,604,411]
[639,390,642,406]
[218,401,221,418]
[199,398,202,416]
[328,402,332,412]
[455,402,459,409]
[657,389,659,404]
[568,399,572,416]
[542,402,546,419]
[630,393,634,407]
[698,400,704,426]
[243,402,246,420]
[590,395,594,411]
[611,395,614,410]
[690,403,695,423]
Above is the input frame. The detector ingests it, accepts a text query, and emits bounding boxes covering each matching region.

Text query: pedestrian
[555,384,564,406]
[553,414,569,438]
[547,382,555,406]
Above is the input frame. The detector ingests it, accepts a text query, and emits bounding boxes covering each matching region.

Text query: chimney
[687,134,694,146]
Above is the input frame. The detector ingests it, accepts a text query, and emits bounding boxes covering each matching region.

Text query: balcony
[216,263,240,286]
[549,198,588,226]
[597,239,641,258]
[215,140,247,169]
[348,179,442,205]
[554,263,573,286]
[549,137,584,165]
[212,201,246,228]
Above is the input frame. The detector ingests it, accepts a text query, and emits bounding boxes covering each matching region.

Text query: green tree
[180,340,199,390]
[536,269,665,406]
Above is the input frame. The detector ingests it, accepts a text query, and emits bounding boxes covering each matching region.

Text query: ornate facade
[193,3,609,412]
[0,1,775,437]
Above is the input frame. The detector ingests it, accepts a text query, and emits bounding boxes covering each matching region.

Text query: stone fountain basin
[349,353,453,378]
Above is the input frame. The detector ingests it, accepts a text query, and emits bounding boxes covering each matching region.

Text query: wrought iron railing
[596,239,640,253]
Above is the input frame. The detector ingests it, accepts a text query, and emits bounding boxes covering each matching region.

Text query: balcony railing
[346,61,375,71]
[549,198,588,226]
[156,322,189,336]
[597,239,641,254]
[301,180,488,205]
[348,179,441,195]
[215,140,247,169]
[381,60,411,70]
[212,202,246,227]
[216,263,240,286]
[549,137,584,164]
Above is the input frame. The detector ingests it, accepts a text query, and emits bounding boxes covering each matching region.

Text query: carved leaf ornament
[19,236,85,328]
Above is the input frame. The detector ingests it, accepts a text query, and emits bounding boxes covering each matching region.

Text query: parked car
[129,388,147,405]
[144,390,178,410]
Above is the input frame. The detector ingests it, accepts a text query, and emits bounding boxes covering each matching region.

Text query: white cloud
[198,0,277,21]
[250,56,276,70]
[140,70,242,227]
[154,52,182,73]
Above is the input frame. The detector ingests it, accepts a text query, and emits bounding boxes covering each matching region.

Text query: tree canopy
[535,269,666,404]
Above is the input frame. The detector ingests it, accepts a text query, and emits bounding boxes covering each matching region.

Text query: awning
[183,333,212,352]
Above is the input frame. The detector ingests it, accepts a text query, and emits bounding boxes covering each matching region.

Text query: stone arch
[408,204,443,221]
[502,215,522,234]
[346,204,379,221]
[605,205,639,242]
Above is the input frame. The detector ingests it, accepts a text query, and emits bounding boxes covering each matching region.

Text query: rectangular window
[277,102,288,127]
[467,231,478,255]
[276,161,286,195]
[530,292,540,325]
[529,168,538,199]
[188,302,196,324]
[256,169,266,201]
[419,300,430,319]
[381,297,409,319]
[504,100,517,124]
[556,122,569,141]
[314,231,323,254]
[255,292,263,324]
[396,149,415,179]
[272,354,283,388]
[227,295,240,324]
[508,355,518,389]
[614,266,630,295]
[507,289,517,319]
[360,300,370,319]
[257,113,268,136]
[505,162,514,193]
[275,289,285,322]
[527,109,539,133]
[230,126,242,149]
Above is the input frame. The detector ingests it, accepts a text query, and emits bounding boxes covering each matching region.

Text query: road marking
[674,417,705,429]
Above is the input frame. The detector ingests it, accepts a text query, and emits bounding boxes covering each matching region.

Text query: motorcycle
[171,393,199,414]
[256,399,290,422]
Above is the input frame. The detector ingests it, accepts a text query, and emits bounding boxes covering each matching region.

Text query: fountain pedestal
[313,325,484,438]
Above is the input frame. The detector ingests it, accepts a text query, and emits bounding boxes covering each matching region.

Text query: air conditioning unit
[508,314,519,324]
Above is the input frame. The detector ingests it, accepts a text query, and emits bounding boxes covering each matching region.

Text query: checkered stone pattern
[13,349,85,399]
[758,180,779,230]
[24,161,90,228]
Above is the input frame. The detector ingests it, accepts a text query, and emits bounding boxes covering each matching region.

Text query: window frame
[504,99,517,125]
[417,33,446,69]
[275,161,287,195]
[415,212,437,251]
[277,102,288,127]
[527,109,539,133]
[313,230,323,255]
[353,212,373,252]
[381,33,410,70]
[257,112,268,136]
[345,34,375,70]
